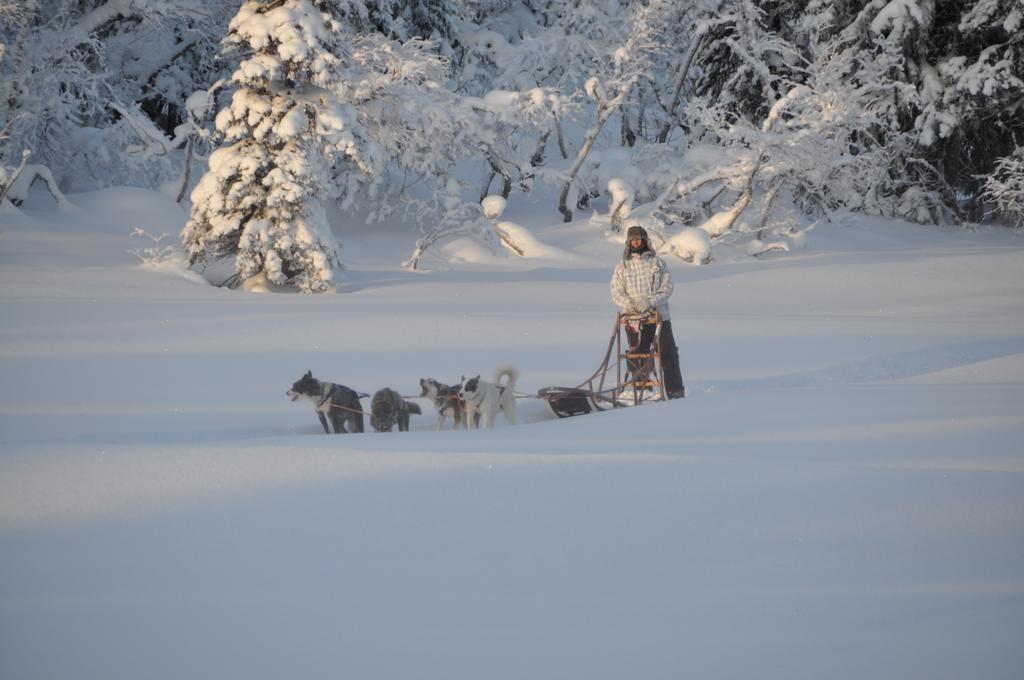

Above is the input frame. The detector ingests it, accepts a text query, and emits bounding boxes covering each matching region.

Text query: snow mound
[666,227,712,264]
[497,221,575,260]
[481,195,507,219]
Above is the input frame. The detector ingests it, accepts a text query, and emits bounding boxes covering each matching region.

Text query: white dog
[459,365,518,429]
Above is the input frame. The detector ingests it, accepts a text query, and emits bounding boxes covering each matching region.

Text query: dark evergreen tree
[797,0,1024,221]
[364,0,454,42]
[691,0,802,122]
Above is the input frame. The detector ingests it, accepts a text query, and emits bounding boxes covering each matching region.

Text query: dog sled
[290,312,670,431]
[537,310,668,418]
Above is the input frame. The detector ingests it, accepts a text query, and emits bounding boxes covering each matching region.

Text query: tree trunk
[553,113,569,159]
[495,225,525,256]
[0,8,34,164]
[609,196,630,231]
[656,31,709,144]
[701,184,727,217]
[755,182,780,239]
[176,137,195,205]
[710,158,761,237]
[557,84,635,222]
[481,156,512,202]
[557,125,603,222]
[636,88,646,141]
[530,129,549,167]
[479,168,496,203]
[621,96,636,147]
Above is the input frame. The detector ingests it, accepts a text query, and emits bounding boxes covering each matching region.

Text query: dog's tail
[405,400,422,415]
[493,364,518,391]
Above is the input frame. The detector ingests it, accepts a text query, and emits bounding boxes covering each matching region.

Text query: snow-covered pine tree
[183,0,367,293]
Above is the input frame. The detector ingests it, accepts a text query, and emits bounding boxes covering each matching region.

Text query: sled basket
[537,311,670,419]
[538,386,602,418]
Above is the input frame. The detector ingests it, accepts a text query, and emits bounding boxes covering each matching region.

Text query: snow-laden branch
[110,101,189,156]
[0,149,31,207]
[982,147,1024,229]
[72,0,138,42]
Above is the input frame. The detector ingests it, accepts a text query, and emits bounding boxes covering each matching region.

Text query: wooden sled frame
[539,310,667,418]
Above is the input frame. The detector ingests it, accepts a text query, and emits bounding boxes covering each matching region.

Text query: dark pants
[626,319,686,398]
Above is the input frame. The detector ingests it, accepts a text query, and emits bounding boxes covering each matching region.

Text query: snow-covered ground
[2,187,1023,679]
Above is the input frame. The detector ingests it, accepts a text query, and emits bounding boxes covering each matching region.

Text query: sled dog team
[287,366,519,434]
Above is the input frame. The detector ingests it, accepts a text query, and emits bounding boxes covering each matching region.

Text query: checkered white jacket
[610,251,673,321]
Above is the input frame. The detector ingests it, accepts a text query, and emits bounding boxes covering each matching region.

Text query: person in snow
[610,225,686,399]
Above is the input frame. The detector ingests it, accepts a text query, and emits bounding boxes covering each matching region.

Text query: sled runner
[538,310,667,418]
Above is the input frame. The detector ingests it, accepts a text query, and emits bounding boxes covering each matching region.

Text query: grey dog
[370,387,421,432]
[419,378,466,430]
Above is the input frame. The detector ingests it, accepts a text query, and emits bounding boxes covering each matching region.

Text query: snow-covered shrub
[0,149,29,207]
[982,148,1024,229]
[182,0,366,293]
[607,178,634,232]
[404,178,501,270]
[895,185,952,225]
[479,193,528,256]
[339,34,455,215]
[400,86,567,268]
[454,26,512,95]
[317,30,566,266]
[650,35,915,255]
[0,0,230,189]
[0,154,71,209]
[466,86,571,203]
[666,227,712,264]
[128,228,182,266]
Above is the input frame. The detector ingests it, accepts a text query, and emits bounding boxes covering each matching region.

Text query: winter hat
[626,225,648,241]
[624,224,651,258]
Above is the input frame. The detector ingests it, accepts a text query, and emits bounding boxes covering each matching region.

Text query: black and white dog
[419,378,466,431]
[370,387,421,432]
[459,365,518,429]
[287,370,364,434]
